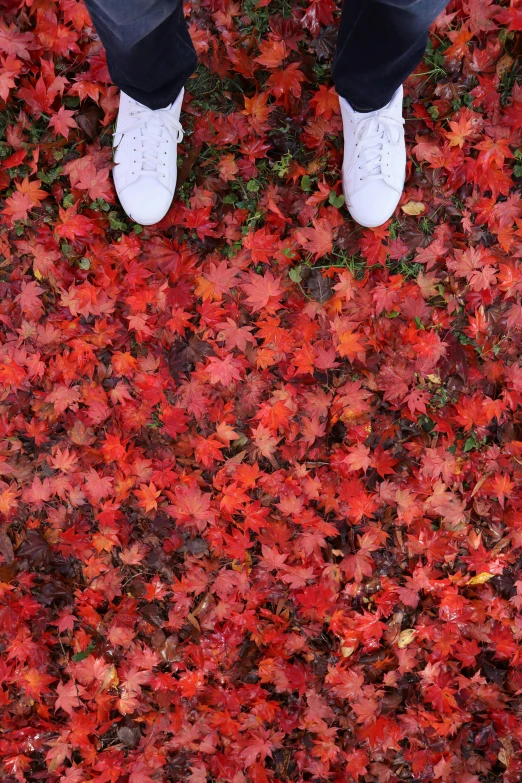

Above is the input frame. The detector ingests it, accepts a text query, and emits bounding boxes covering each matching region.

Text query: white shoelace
[351,113,404,182]
[122,105,184,176]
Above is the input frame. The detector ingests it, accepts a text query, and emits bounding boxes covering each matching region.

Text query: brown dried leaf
[307,268,333,303]
[0,528,14,564]
[75,103,104,139]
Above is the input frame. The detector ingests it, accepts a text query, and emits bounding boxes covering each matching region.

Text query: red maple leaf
[206,354,244,386]
[64,155,112,201]
[14,280,45,318]
[267,62,306,107]
[241,270,284,313]
[55,206,96,240]
[22,667,57,700]
[2,177,47,223]
[294,217,334,260]
[54,679,87,715]
[48,105,77,139]
[243,226,281,263]
[309,85,340,120]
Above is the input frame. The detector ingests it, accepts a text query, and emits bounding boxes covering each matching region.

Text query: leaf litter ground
[0,0,522,781]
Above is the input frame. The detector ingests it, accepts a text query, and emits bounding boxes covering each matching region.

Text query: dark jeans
[84,0,448,112]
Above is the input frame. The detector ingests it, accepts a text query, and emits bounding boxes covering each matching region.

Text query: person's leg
[84,0,197,110]
[332,0,448,112]
[83,0,198,225]
[334,0,447,228]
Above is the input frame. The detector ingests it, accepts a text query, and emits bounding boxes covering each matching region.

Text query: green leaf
[72,643,96,662]
[464,436,477,453]
[301,175,312,192]
[289,266,303,284]
[108,211,128,231]
[329,191,345,208]
[419,414,435,432]
[38,165,63,185]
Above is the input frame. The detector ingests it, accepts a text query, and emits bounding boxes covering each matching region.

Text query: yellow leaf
[341,645,355,658]
[401,201,425,216]
[426,374,441,385]
[398,629,417,648]
[466,572,494,585]
[100,664,119,693]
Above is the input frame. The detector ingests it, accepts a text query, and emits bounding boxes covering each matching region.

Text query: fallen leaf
[397,629,417,648]
[467,572,494,585]
[401,201,426,215]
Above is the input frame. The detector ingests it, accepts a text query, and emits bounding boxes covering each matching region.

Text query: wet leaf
[466,572,494,585]
[307,268,333,303]
[18,530,52,568]
[75,103,104,140]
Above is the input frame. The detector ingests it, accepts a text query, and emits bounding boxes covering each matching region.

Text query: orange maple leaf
[254,39,287,69]
[337,329,364,360]
[1,175,46,222]
[309,84,340,120]
[134,482,161,513]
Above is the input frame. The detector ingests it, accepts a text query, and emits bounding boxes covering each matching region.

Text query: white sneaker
[339,86,406,228]
[112,89,185,226]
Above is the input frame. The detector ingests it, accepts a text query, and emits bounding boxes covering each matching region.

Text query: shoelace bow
[122,104,184,175]
[351,113,404,181]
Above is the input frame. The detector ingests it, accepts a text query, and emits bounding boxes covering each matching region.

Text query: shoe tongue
[141,117,164,172]
[364,118,385,177]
